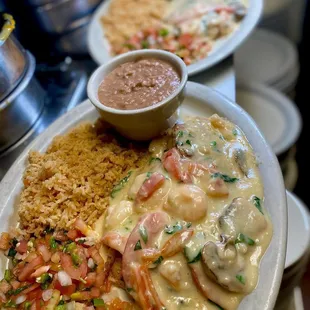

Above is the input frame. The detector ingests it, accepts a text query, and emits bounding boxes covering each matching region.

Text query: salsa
[98,58,180,110]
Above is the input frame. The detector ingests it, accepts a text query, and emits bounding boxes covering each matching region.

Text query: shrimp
[166,184,208,222]
[122,212,194,309]
[122,212,169,309]
[102,232,128,254]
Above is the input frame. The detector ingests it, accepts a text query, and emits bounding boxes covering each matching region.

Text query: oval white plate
[0,82,286,310]
[286,191,310,269]
[87,0,263,76]
[236,82,302,156]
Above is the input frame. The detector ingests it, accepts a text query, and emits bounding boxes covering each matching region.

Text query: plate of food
[87,0,263,75]
[0,51,286,310]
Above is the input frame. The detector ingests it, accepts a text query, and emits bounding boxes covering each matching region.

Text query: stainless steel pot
[0,14,28,102]
[55,14,90,54]
[34,0,101,34]
[0,52,45,153]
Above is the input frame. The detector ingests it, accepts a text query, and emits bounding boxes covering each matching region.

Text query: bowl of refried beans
[87,49,188,140]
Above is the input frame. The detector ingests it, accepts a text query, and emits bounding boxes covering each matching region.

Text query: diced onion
[57,271,72,286]
[87,258,95,269]
[15,253,27,260]
[66,301,76,310]
[42,289,53,301]
[16,295,27,305]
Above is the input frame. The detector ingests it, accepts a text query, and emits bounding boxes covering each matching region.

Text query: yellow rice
[18,120,148,236]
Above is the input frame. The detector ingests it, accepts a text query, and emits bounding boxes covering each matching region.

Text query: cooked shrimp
[102,232,128,254]
[122,212,170,309]
[166,184,208,222]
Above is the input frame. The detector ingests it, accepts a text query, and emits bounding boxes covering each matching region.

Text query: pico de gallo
[111,1,247,65]
[0,219,134,310]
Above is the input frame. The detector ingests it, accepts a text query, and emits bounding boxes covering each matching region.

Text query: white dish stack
[235,28,301,191]
[275,192,310,310]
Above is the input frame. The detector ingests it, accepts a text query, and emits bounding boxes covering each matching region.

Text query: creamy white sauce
[95,115,272,310]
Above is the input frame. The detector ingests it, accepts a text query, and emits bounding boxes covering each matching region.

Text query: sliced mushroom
[234,148,249,177]
[201,240,247,293]
[219,197,267,239]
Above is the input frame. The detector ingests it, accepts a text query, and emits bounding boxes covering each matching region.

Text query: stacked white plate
[275,191,310,310]
[235,29,299,96]
[236,82,301,190]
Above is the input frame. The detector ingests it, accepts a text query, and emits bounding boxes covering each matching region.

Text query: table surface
[189,57,236,101]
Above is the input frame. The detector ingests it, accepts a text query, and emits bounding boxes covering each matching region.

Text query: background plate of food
[87,0,263,75]
[0,82,286,309]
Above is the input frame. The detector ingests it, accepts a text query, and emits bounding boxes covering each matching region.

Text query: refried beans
[98,58,180,110]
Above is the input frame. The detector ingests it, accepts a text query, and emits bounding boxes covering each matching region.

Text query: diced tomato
[37,244,51,262]
[215,5,234,13]
[85,272,96,287]
[54,281,76,296]
[27,287,43,301]
[88,246,104,265]
[163,148,191,183]
[67,230,79,241]
[16,240,28,254]
[136,172,165,201]
[60,251,87,280]
[0,233,11,251]
[74,219,89,237]
[178,33,193,48]
[18,256,44,282]
[90,287,101,298]
[10,280,21,290]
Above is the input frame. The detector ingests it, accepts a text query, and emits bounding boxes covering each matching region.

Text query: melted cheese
[95,115,272,310]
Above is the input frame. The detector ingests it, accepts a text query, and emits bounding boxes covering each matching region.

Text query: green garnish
[210,141,217,147]
[64,241,76,253]
[176,140,184,146]
[139,225,148,244]
[4,269,12,282]
[7,285,29,296]
[159,28,169,36]
[153,256,163,266]
[93,299,105,307]
[236,274,245,285]
[187,251,202,264]
[253,196,264,214]
[141,40,149,49]
[126,287,134,292]
[123,43,135,49]
[134,240,142,251]
[146,172,152,179]
[49,237,58,250]
[3,300,16,308]
[55,305,66,310]
[111,171,132,198]
[38,273,52,290]
[71,253,81,266]
[58,301,65,306]
[232,128,238,136]
[208,299,224,310]
[77,239,86,244]
[185,139,191,146]
[235,233,255,246]
[164,222,183,234]
[186,222,192,228]
[149,157,161,164]
[8,247,17,258]
[212,172,239,183]
[177,131,184,138]
[10,238,18,247]
[24,301,31,310]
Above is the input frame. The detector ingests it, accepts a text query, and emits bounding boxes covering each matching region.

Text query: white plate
[285,191,310,269]
[0,82,286,310]
[236,82,302,156]
[87,0,263,76]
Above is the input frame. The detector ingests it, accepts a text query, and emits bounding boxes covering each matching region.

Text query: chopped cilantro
[253,196,264,214]
[212,172,239,183]
[153,256,164,266]
[134,240,142,251]
[111,171,132,198]
[185,139,191,146]
[164,222,183,234]
[235,233,255,246]
[159,28,169,37]
[139,225,148,244]
[141,40,149,49]
[149,157,161,164]
[236,274,245,285]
